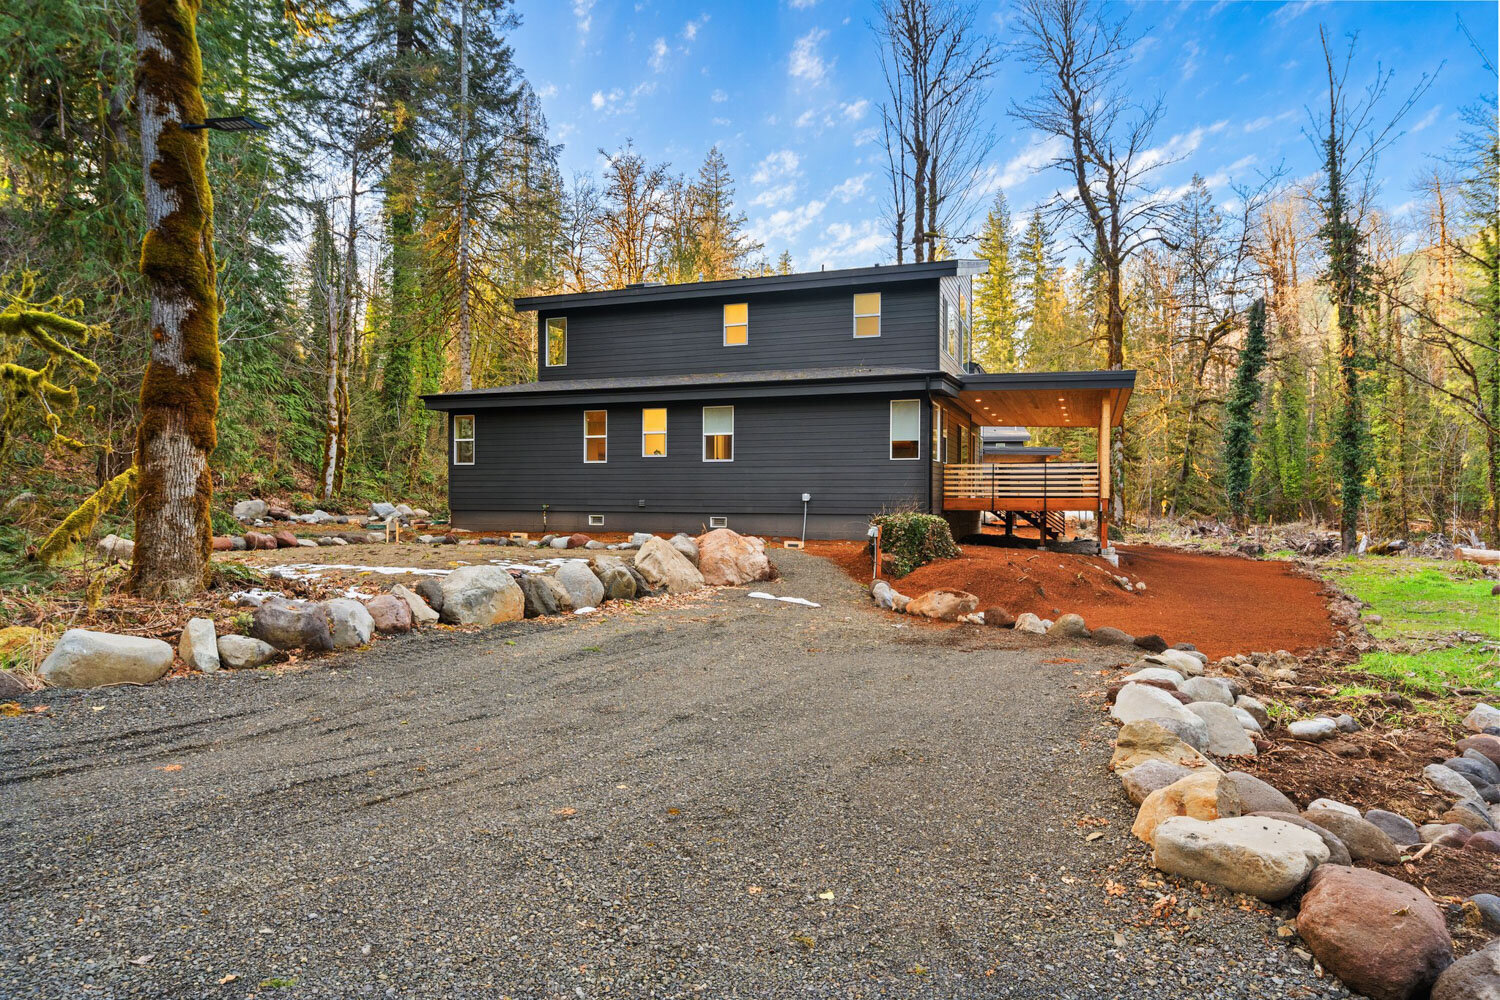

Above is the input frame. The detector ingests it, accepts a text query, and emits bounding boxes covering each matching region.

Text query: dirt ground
[812,540,1339,660]
[1,551,1362,999]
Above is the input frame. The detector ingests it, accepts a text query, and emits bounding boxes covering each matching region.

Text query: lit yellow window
[723,303,748,346]
[642,408,667,457]
[546,316,567,366]
[854,292,881,337]
[890,399,919,459]
[584,409,607,463]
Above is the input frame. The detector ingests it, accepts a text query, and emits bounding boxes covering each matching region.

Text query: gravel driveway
[1,552,1347,999]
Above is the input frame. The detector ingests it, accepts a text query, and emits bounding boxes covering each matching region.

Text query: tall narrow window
[703,405,734,461]
[890,400,920,460]
[642,408,667,457]
[546,316,567,366]
[942,298,958,358]
[453,414,475,465]
[584,409,607,463]
[853,292,881,338]
[932,403,941,460]
[723,303,748,346]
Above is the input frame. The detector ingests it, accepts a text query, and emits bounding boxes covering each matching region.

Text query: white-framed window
[546,316,567,366]
[642,407,667,457]
[853,292,881,338]
[453,414,475,465]
[702,405,734,462]
[942,298,958,359]
[588,514,605,527]
[932,402,941,460]
[584,409,607,463]
[723,303,748,346]
[890,399,920,460]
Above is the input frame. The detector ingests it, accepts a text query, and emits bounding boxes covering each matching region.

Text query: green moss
[37,466,138,565]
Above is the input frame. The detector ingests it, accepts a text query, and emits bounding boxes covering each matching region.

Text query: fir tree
[1223,299,1269,526]
[973,193,1018,372]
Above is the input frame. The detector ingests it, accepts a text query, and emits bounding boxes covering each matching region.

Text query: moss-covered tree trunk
[130,0,219,598]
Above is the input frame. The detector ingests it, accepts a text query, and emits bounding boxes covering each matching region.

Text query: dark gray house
[423,261,1134,542]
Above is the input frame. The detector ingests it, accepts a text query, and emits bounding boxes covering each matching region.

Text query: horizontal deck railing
[942,462,1101,501]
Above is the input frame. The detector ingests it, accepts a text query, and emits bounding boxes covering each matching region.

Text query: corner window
[453,414,475,465]
[584,409,607,463]
[546,316,567,366]
[853,292,881,338]
[703,405,734,462]
[642,407,667,457]
[890,400,920,460]
[942,298,958,359]
[723,303,748,346]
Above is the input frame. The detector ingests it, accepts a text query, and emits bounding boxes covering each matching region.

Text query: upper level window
[853,292,881,338]
[642,408,667,457]
[703,405,734,461]
[584,409,606,463]
[453,414,475,465]
[546,317,567,366]
[723,303,748,346]
[942,299,958,359]
[890,400,920,460]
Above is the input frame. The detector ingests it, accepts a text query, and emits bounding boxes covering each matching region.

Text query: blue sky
[509,0,1498,270]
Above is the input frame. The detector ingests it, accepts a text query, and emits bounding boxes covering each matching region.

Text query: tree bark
[130,0,219,599]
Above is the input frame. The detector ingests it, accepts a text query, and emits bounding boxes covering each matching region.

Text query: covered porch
[931,371,1134,548]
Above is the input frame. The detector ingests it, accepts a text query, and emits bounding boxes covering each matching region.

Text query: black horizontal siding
[537,283,942,381]
[448,393,932,518]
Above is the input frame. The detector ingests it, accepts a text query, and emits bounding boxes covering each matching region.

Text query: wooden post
[1098,396,1112,550]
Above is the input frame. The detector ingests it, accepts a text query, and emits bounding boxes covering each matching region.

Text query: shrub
[871,512,960,577]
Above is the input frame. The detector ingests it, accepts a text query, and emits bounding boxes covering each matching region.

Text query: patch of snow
[264,563,453,581]
[747,592,821,608]
[572,606,597,615]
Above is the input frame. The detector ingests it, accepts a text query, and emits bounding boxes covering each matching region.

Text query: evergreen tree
[1224,300,1269,526]
[973,193,1018,372]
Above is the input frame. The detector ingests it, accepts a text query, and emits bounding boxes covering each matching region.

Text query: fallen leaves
[552,807,577,818]
[155,764,183,773]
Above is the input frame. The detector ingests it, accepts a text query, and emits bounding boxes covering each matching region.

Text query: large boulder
[1288,717,1339,742]
[871,580,897,610]
[216,634,276,669]
[1431,941,1500,1000]
[634,537,705,594]
[1297,865,1453,1000]
[1091,625,1135,645]
[243,531,277,550]
[439,565,524,625]
[389,584,439,626]
[1047,613,1090,638]
[1121,760,1193,805]
[1151,815,1329,902]
[1110,683,1203,728]
[1013,612,1047,634]
[96,534,134,564]
[1247,811,1353,866]
[1235,695,1271,729]
[365,594,413,634]
[1302,807,1402,864]
[1464,703,1500,733]
[323,598,375,648]
[1132,771,1241,844]
[1119,667,1186,688]
[39,629,173,688]
[591,561,637,601]
[1185,701,1259,757]
[1364,809,1422,848]
[555,561,605,609]
[369,501,397,519]
[668,533,700,567]
[1224,772,1298,814]
[1110,720,1220,774]
[1180,676,1235,706]
[233,498,268,521]
[1146,649,1205,677]
[1457,735,1500,770]
[1425,763,1485,802]
[177,617,220,673]
[518,573,573,618]
[905,589,979,621]
[252,599,333,651]
[696,528,776,586]
[413,578,445,614]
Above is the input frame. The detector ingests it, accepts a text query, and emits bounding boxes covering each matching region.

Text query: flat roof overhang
[939,370,1135,428]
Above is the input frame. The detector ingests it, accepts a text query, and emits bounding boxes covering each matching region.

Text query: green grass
[1329,557,1499,694]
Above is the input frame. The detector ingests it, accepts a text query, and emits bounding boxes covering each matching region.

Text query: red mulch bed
[809,540,1339,660]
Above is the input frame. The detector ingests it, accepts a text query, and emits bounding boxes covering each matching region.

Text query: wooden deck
[939,462,1101,512]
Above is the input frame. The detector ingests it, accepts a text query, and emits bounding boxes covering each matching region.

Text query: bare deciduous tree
[873,0,999,264]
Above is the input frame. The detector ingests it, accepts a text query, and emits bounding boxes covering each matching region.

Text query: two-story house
[422,260,1133,543]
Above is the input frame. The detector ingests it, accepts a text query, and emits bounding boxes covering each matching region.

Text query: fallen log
[1456,546,1500,566]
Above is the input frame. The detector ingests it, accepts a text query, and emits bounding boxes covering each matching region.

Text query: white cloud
[747,199,827,246]
[535,83,558,99]
[840,99,869,121]
[1136,121,1228,172]
[649,37,669,72]
[573,0,595,33]
[830,173,870,203]
[852,127,879,146]
[1269,0,1327,26]
[978,135,1066,193]
[711,116,731,126]
[789,28,830,87]
[710,89,728,103]
[591,88,637,116]
[1412,105,1442,132]
[752,149,801,185]
[1180,40,1200,82]
[751,183,798,208]
[681,15,709,41]
[795,108,819,129]
[1244,109,1296,133]
[807,219,886,267]
[789,0,818,7]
